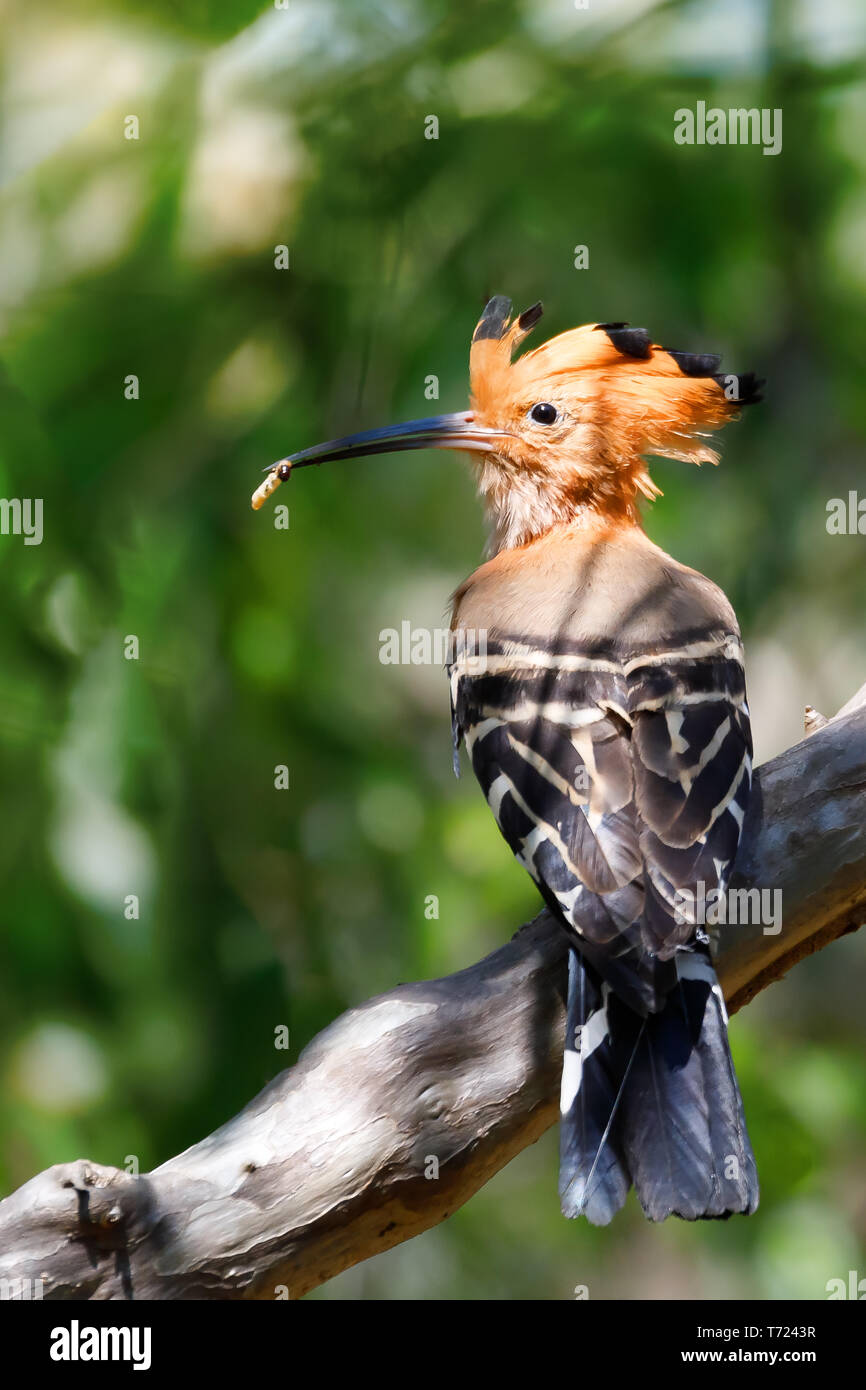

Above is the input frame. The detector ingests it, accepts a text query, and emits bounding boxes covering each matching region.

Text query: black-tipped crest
[473,295,513,342]
[667,349,723,376]
[517,301,544,332]
[598,324,653,359]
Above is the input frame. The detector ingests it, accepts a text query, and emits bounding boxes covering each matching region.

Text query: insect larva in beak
[251,461,292,511]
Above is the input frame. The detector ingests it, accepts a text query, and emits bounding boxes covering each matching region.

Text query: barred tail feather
[558,949,635,1224]
[559,949,759,1224]
[621,954,759,1221]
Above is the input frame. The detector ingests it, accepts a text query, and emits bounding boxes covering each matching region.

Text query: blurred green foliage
[1,0,865,1299]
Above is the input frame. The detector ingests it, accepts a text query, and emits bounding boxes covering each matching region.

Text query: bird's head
[465,296,762,549]
[255,295,761,553]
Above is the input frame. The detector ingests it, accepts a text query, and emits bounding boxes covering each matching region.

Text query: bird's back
[452,519,740,658]
[449,519,752,1016]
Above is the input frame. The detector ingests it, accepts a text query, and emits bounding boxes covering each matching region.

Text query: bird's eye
[530,402,558,425]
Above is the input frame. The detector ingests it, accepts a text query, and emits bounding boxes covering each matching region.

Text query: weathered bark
[1,685,865,1301]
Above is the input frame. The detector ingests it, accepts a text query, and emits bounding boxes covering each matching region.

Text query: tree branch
[2,685,865,1300]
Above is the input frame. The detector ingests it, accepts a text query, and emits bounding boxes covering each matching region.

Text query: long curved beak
[251,411,508,509]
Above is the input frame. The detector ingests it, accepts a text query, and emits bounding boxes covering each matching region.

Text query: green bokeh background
[1,0,865,1299]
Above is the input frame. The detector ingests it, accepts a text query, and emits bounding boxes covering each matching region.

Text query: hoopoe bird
[256,295,763,1224]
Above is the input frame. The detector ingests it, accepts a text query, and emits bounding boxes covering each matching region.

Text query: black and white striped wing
[627,636,752,953]
[449,634,752,1013]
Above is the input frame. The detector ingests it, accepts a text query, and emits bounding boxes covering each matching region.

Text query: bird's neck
[474,457,647,555]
